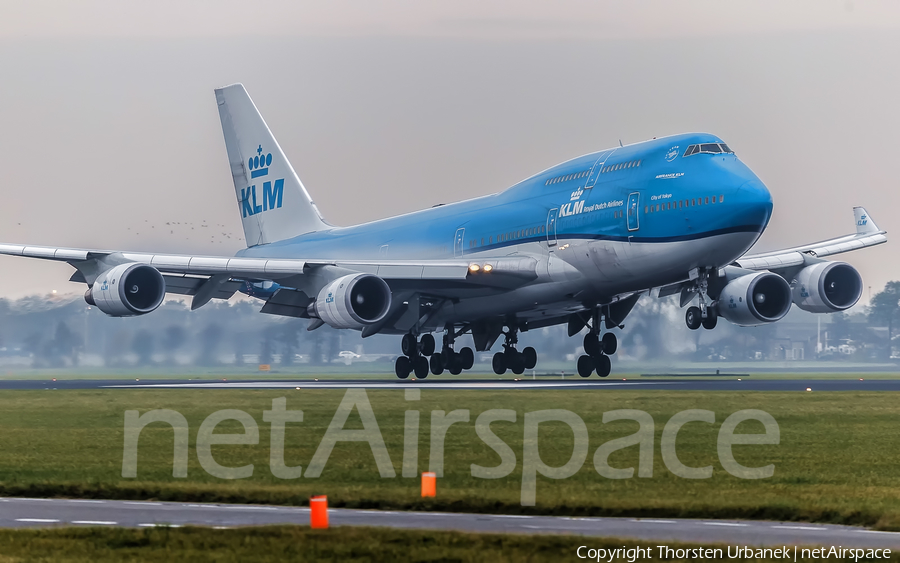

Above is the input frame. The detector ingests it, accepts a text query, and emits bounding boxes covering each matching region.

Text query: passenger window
[719,195,724,203]
[637,160,641,166]
[644,206,648,213]
[705,197,709,204]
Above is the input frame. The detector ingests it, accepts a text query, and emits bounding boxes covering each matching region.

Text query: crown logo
[249,145,272,179]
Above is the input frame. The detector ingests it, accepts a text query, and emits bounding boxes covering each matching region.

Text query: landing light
[469,264,480,273]
[483,264,493,273]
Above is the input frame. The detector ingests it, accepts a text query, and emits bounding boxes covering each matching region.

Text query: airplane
[0,84,886,379]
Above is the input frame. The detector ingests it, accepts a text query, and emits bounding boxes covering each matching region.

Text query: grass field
[1,389,900,529]
[4,526,890,563]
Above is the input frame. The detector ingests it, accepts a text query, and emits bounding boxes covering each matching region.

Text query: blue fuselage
[239,133,773,308]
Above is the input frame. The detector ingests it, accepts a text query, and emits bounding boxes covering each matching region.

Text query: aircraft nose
[735,178,773,231]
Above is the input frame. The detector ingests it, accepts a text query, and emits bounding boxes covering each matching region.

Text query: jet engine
[717,271,792,326]
[84,263,166,317]
[312,273,392,330]
[792,261,862,313]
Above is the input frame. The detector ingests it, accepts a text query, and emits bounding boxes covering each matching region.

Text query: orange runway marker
[310,495,328,529]
[421,472,436,498]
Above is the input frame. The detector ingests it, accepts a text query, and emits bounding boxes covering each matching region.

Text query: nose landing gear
[684,269,719,331]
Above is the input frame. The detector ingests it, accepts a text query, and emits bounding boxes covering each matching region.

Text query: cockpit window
[683,143,735,157]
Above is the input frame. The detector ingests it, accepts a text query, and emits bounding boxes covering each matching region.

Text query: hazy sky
[1,1,898,301]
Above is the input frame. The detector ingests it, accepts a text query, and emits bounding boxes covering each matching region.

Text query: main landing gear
[491,326,537,375]
[577,329,616,378]
[684,268,718,331]
[394,328,475,379]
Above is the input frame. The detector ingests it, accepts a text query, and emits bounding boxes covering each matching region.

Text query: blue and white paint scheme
[0,84,887,378]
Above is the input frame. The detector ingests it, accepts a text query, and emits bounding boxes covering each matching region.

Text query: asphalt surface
[0,497,897,547]
[0,378,898,391]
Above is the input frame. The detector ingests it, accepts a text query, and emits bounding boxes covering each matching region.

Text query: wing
[656,206,887,303]
[734,206,886,270]
[0,244,538,307]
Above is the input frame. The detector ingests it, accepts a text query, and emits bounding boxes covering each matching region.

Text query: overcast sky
[0,1,897,302]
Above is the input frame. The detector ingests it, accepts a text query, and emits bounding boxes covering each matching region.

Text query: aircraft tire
[459,347,475,370]
[414,356,429,379]
[420,334,436,356]
[449,354,463,375]
[522,347,537,369]
[430,354,444,375]
[601,333,617,355]
[492,352,507,375]
[701,314,718,330]
[685,307,702,330]
[595,354,611,377]
[395,356,411,379]
[577,355,594,377]
[583,333,601,356]
[401,334,418,356]
[510,352,526,375]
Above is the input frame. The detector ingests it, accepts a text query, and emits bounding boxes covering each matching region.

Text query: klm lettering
[241,179,284,218]
[560,200,585,217]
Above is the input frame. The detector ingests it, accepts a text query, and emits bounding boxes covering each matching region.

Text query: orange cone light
[421,472,436,497]
[310,495,329,529]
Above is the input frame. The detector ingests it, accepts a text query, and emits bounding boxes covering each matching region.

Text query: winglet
[854,207,881,235]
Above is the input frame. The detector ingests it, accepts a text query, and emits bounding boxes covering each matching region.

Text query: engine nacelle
[792,261,862,313]
[312,273,392,330]
[84,263,166,317]
[717,271,792,327]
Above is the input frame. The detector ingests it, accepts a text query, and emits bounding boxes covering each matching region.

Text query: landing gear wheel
[583,333,601,356]
[522,347,537,370]
[395,356,411,379]
[601,333,617,355]
[701,314,718,330]
[420,334,436,356]
[577,355,595,377]
[509,352,526,375]
[429,354,444,375]
[448,353,463,375]
[459,347,475,370]
[414,356,429,379]
[595,354,611,377]
[685,306,702,330]
[401,334,418,356]
[492,352,507,375]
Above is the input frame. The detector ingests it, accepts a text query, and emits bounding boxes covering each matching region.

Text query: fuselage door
[584,148,618,189]
[454,227,465,257]
[546,208,559,246]
[627,192,640,231]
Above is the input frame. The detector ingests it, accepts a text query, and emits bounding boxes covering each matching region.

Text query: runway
[1,497,897,547]
[1,378,899,391]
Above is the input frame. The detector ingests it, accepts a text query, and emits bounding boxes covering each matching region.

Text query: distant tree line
[0,281,899,369]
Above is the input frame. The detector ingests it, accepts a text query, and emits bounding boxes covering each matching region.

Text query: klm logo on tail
[241,145,284,218]
[857,214,868,227]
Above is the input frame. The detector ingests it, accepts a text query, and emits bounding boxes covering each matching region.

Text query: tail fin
[854,206,880,235]
[215,83,328,246]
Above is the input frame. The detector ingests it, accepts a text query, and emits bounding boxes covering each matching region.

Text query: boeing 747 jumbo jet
[0,85,887,378]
